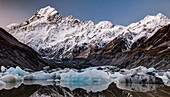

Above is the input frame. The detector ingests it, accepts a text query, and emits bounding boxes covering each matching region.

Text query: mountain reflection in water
[0,81,170,97]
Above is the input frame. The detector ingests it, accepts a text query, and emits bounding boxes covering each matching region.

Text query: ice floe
[148,67,156,72]
[1,66,7,73]
[117,73,163,84]
[0,80,6,90]
[0,65,169,91]
[0,74,22,83]
[24,72,55,80]
[60,69,111,82]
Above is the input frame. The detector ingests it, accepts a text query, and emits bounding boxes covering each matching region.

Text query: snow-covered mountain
[8,6,170,59]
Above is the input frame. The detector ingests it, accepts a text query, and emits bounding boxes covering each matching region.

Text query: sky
[0,0,170,28]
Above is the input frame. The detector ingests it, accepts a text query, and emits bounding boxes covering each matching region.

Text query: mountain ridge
[7,6,170,60]
[0,27,48,70]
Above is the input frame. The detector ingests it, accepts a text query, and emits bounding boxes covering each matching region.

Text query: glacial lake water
[0,81,170,97]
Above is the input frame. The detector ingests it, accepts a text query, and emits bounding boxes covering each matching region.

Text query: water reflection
[59,81,112,92]
[4,82,22,90]
[117,83,163,92]
[24,80,55,86]
[0,81,170,97]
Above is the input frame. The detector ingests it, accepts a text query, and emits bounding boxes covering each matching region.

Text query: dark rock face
[131,36,147,50]
[139,24,170,57]
[61,53,170,70]
[0,28,48,70]
[60,24,170,70]
[97,24,170,69]
[96,37,128,55]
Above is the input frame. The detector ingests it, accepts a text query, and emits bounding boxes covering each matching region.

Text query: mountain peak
[143,13,168,21]
[37,6,58,17]
[8,6,170,59]
[16,6,62,27]
[156,13,166,18]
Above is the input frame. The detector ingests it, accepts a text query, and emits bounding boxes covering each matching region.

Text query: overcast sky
[0,0,170,28]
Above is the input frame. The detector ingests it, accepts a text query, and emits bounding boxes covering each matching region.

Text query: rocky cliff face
[116,24,170,69]
[138,24,170,57]
[8,6,170,60]
[61,24,170,70]
[0,28,48,70]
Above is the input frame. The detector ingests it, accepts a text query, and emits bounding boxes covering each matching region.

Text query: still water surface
[0,81,170,97]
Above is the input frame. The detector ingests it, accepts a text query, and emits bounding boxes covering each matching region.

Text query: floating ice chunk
[1,66,6,72]
[165,80,170,86]
[36,73,55,80]
[0,74,23,83]
[118,74,163,84]
[0,80,6,90]
[33,71,45,75]
[11,66,29,77]
[147,67,156,72]
[110,72,123,79]
[50,72,60,79]
[23,71,46,80]
[6,66,29,77]
[23,72,55,80]
[156,74,169,84]
[6,67,15,73]
[131,66,147,74]
[60,69,110,82]
[165,72,170,79]
[23,75,34,80]
[120,69,131,75]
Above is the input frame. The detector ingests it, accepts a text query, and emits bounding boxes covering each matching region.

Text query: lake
[0,81,170,97]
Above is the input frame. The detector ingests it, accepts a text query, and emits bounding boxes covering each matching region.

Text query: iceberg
[0,80,6,90]
[165,72,170,79]
[24,72,55,80]
[11,66,29,77]
[1,66,6,72]
[32,71,45,75]
[60,69,111,82]
[6,67,15,73]
[5,66,29,77]
[131,66,148,74]
[147,67,156,72]
[117,74,163,84]
[120,69,131,75]
[0,74,23,83]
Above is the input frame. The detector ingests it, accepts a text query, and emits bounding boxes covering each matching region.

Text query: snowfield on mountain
[8,6,170,59]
